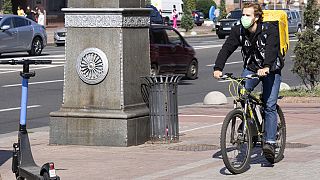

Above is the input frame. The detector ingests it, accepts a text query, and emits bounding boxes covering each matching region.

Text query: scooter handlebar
[0,59,52,65]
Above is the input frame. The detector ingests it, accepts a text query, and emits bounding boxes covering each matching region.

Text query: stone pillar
[49,0,151,146]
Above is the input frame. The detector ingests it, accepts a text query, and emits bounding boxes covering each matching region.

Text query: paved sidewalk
[0,102,319,179]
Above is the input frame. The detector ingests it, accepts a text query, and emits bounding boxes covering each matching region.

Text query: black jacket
[214,22,281,72]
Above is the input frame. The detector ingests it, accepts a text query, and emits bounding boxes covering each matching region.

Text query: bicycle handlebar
[0,59,52,65]
[220,73,259,81]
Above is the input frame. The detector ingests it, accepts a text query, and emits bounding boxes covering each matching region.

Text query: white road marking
[179,114,225,118]
[206,61,243,67]
[194,44,222,49]
[180,122,223,133]
[0,105,41,112]
[2,79,64,87]
[0,64,64,75]
[0,54,65,61]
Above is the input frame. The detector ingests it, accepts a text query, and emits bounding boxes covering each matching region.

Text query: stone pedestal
[49,7,151,146]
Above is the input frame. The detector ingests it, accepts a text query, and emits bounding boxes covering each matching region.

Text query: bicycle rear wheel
[220,109,252,174]
[266,105,286,163]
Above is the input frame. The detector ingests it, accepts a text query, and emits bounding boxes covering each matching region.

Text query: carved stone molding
[65,14,150,27]
[76,48,109,85]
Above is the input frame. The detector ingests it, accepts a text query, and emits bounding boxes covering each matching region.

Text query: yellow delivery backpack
[262,10,289,57]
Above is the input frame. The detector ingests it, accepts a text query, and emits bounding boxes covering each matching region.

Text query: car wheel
[28,37,43,56]
[150,64,159,76]
[297,26,302,33]
[196,23,202,26]
[186,60,198,80]
[218,34,225,39]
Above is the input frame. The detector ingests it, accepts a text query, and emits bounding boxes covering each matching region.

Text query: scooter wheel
[17,176,25,180]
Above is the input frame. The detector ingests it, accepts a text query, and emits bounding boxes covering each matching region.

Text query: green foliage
[2,0,13,14]
[293,0,320,90]
[195,0,217,18]
[293,29,320,90]
[181,1,194,32]
[303,0,319,28]
[218,0,227,20]
[279,86,320,97]
[145,0,151,6]
[185,0,196,11]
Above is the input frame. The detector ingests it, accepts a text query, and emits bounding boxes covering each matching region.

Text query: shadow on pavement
[0,150,12,166]
[212,147,274,175]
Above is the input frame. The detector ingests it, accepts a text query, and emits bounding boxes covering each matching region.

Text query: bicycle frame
[224,74,265,142]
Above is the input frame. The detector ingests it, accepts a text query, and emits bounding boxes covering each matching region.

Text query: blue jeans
[241,69,281,144]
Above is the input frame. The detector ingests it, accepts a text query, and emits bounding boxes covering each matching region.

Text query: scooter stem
[19,78,28,133]
[19,62,35,133]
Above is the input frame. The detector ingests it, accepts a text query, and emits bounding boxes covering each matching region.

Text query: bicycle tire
[220,109,252,174]
[266,105,286,163]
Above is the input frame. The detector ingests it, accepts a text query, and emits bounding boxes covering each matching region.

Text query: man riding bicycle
[213,2,283,161]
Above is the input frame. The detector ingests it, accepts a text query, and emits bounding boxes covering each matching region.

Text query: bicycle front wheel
[220,109,252,174]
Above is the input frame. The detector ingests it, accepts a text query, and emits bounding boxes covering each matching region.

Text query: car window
[165,29,182,45]
[291,12,296,20]
[295,12,300,19]
[150,29,167,44]
[286,12,290,19]
[228,10,242,19]
[13,17,29,28]
[1,18,12,28]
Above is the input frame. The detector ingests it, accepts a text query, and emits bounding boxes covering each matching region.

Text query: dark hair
[242,2,263,23]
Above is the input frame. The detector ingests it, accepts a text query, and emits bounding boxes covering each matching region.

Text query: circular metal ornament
[76,48,109,85]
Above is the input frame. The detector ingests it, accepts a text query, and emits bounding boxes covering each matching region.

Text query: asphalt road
[0,36,301,134]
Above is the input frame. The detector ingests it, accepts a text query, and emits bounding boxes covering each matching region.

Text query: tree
[145,0,151,6]
[218,0,227,20]
[186,0,196,11]
[181,0,194,32]
[293,0,320,90]
[195,0,217,19]
[2,0,12,14]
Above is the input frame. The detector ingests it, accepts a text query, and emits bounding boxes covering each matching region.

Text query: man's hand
[257,67,270,77]
[213,70,223,79]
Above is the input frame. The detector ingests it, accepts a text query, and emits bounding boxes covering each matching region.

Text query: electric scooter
[0,59,60,180]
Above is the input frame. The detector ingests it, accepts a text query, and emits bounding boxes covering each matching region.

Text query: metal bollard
[142,75,182,143]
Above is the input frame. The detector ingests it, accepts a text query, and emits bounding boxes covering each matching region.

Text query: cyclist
[213,2,283,161]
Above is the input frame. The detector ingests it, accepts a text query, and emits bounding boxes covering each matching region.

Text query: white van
[151,0,183,24]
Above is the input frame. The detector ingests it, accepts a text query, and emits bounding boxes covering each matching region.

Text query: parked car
[150,24,198,79]
[284,9,302,34]
[215,9,242,39]
[53,25,198,79]
[0,14,47,56]
[54,28,66,46]
[192,10,205,26]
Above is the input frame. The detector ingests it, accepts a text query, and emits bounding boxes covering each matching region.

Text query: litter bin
[142,75,182,142]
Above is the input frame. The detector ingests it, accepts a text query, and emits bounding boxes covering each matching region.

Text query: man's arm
[263,23,279,69]
[214,25,241,72]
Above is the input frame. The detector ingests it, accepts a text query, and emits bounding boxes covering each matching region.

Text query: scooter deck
[18,132,43,179]
[19,166,42,180]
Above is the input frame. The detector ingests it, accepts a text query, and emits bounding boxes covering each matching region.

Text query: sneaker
[263,143,275,163]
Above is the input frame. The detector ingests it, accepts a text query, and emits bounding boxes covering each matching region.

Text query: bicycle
[219,73,286,174]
